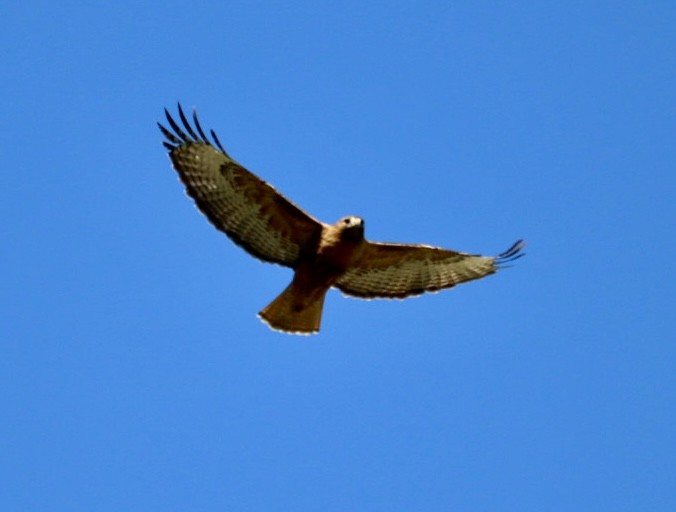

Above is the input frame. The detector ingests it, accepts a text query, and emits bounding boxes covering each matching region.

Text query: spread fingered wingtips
[495,239,527,267]
[157,102,230,156]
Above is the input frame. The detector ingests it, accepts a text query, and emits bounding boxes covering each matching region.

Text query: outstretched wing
[159,104,324,267]
[336,240,525,299]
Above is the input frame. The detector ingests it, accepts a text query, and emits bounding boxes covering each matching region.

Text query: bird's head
[336,216,365,242]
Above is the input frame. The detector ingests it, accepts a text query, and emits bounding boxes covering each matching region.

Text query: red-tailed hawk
[159,105,525,334]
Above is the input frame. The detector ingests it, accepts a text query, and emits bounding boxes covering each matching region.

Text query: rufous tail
[258,282,328,335]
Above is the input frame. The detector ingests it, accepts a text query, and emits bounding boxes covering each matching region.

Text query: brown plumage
[159,104,525,334]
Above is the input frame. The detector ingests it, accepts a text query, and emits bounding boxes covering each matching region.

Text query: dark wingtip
[157,121,181,147]
[178,103,200,141]
[164,106,188,141]
[496,239,526,267]
[192,108,209,142]
[163,107,173,128]
[210,128,228,155]
[158,104,231,157]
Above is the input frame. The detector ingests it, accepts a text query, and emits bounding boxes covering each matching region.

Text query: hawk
[159,105,525,334]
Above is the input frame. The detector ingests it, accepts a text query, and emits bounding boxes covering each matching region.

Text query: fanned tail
[258,282,328,335]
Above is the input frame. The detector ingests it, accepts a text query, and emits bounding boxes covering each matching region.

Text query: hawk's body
[159,105,525,334]
[260,218,364,333]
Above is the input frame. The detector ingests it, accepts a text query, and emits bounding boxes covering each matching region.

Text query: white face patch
[338,216,364,228]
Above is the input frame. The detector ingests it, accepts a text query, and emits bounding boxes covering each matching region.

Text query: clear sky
[2,1,675,510]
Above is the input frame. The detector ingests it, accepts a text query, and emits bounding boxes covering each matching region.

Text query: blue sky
[2,1,675,510]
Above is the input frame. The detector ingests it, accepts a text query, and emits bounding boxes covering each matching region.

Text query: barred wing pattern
[336,240,526,299]
[159,105,324,267]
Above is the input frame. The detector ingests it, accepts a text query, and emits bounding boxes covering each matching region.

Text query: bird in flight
[159,104,525,334]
